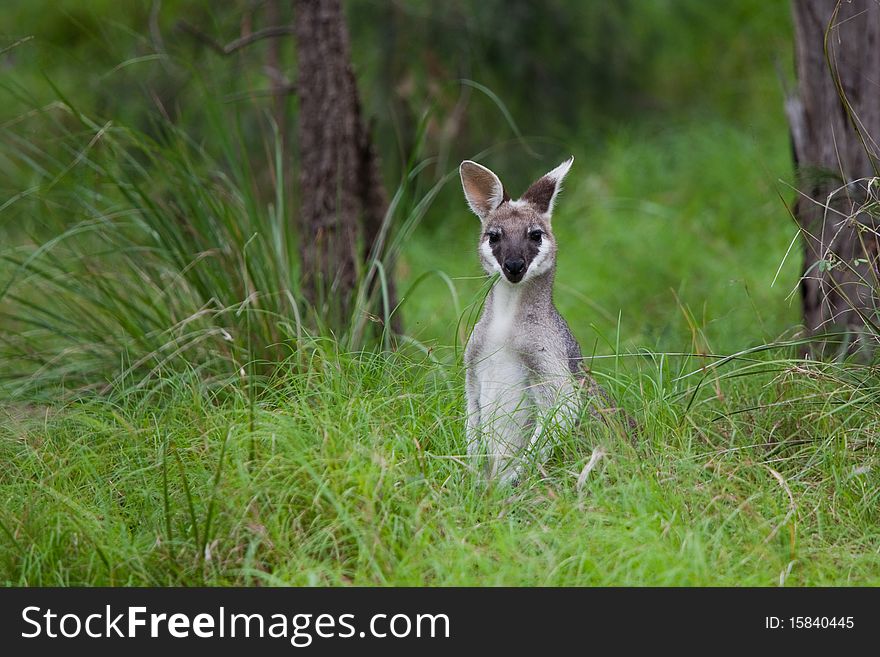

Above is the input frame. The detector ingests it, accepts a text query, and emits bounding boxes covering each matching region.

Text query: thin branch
[177,23,295,56]
[222,84,297,104]
[0,35,34,57]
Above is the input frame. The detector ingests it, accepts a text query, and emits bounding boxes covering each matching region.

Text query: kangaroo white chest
[482,281,520,344]
[473,284,533,471]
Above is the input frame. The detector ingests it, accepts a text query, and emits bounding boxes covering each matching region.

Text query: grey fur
[461,157,604,484]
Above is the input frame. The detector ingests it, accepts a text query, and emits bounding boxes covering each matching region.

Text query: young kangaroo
[460,157,618,484]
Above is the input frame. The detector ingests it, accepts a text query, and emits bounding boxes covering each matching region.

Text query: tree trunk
[294,0,361,327]
[787,0,880,358]
[294,0,400,334]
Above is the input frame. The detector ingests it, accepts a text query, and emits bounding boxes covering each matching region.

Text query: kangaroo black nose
[503,258,525,276]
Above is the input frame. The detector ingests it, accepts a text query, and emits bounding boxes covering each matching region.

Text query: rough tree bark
[787,0,880,358]
[295,0,400,333]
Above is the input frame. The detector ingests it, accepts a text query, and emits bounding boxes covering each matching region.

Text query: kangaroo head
[459,157,573,284]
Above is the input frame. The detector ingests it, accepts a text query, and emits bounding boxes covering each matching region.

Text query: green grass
[2,3,880,586]
[2,111,880,586]
[2,345,880,586]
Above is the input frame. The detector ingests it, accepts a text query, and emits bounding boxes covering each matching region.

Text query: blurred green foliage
[2,1,792,184]
[0,0,798,377]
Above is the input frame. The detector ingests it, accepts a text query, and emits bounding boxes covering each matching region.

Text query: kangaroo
[460,157,619,485]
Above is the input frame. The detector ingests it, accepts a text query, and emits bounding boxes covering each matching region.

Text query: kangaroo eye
[529,229,543,242]
[487,232,500,245]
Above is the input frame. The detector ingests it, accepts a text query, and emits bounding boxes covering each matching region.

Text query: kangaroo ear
[521,156,574,217]
[460,160,508,220]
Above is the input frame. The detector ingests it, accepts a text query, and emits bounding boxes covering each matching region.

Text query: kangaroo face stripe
[482,208,554,284]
